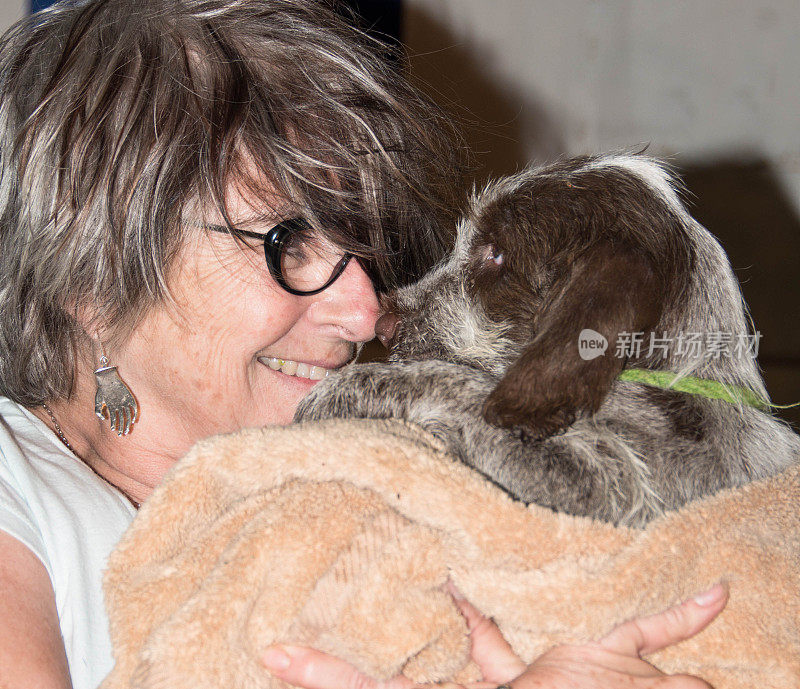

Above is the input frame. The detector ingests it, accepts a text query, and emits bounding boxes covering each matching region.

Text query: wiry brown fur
[296,154,800,526]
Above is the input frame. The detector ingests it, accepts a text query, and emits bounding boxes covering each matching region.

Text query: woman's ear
[483,243,663,439]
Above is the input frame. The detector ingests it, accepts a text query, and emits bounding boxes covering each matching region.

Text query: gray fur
[296,154,800,527]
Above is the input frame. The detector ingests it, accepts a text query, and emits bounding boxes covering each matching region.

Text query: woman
[0,1,725,688]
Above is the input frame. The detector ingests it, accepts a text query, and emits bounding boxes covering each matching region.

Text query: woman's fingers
[261,583,727,689]
[262,645,419,689]
[262,644,505,689]
[448,585,526,683]
[599,582,729,658]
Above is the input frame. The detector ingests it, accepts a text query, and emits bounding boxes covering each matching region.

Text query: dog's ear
[483,243,662,438]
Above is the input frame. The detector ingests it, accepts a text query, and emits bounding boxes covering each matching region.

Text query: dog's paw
[293,365,385,422]
[293,375,355,421]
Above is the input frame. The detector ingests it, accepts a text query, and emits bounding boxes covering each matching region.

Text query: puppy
[296,154,800,526]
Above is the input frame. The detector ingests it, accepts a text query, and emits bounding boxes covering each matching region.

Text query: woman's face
[104,187,380,468]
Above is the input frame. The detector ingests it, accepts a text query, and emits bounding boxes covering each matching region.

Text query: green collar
[617,368,787,411]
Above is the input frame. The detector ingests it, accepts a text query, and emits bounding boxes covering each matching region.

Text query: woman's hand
[261,582,728,689]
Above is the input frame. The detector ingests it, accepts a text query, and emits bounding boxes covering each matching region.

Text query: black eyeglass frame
[207,218,353,296]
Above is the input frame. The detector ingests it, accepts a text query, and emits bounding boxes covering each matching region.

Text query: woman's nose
[307,258,381,342]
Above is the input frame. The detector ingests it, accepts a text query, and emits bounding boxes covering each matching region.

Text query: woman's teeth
[259,357,331,380]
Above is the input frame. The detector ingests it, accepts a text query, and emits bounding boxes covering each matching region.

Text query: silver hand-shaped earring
[94,344,139,436]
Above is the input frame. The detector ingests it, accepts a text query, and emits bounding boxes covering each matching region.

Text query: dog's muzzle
[375,312,399,349]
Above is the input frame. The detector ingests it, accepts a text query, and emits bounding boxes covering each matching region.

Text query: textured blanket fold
[101,419,800,689]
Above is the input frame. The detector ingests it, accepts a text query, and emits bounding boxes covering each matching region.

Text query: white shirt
[0,397,136,689]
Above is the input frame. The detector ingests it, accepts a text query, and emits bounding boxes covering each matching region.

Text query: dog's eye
[479,244,504,266]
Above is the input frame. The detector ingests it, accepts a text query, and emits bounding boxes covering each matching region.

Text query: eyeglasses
[207,218,354,296]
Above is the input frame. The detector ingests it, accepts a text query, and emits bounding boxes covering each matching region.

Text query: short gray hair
[0,0,464,405]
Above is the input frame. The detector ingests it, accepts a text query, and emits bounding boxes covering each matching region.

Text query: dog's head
[382,154,747,438]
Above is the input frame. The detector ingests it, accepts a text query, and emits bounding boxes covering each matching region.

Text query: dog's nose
[375,312,399,349]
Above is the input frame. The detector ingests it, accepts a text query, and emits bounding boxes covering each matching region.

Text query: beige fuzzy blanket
[101,419,800,689]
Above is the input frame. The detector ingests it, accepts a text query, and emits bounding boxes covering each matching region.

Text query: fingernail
[262,646,291,672]
[692,582,726,606]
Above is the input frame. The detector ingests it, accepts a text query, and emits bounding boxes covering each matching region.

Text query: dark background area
[680,161,800,427]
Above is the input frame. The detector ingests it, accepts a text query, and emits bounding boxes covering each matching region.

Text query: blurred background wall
[0,0,23,33]
[403,1,800,199]
[2,0,797,422]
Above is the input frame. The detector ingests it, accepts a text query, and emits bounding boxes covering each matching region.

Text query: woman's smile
[258,356,336,380]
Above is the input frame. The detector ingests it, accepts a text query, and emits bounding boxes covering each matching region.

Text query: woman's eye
[479,244,504,266]
[281,235,313,268]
